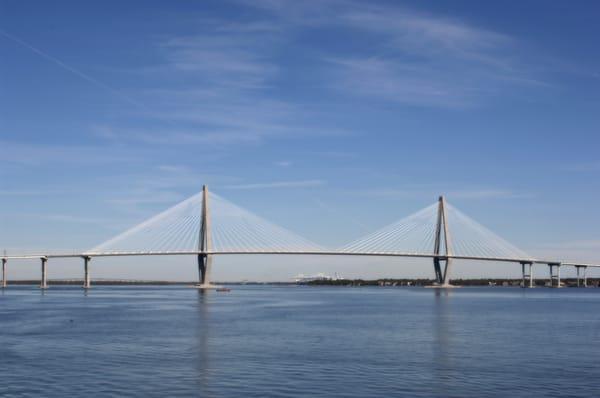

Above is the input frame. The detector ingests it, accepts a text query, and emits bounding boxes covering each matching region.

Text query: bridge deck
[2,251,599,268]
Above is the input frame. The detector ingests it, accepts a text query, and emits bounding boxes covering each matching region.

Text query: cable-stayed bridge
[1,185,598,289]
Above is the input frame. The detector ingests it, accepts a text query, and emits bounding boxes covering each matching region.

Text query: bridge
[1,185,598,289]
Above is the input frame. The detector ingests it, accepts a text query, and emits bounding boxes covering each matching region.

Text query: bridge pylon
[433,196,453,287]
[197,185,216,289]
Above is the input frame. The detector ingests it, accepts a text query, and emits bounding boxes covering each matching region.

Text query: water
[1,286,599,397]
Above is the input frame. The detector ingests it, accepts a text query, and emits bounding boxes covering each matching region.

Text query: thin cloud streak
[0,141,143,166]
[529,239,600,263]
[223,180,326,190]
[160,34,279,90]
[2,212,117,227]
[0,189,67,196]
[447,190,533,200]
[534,239,600,251]
[359,188,532,200]
[561,162,600,172]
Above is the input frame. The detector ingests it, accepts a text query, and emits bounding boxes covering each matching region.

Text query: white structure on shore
[294,272,342,283]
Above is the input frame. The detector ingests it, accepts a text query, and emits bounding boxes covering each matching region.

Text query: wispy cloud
[447,190,533,200]
[561,162,600,172]
[42,214,114,225]
[530,239,600,263]
[311,150,357,159]
[89,0,543,162]
[542,239,600,250]
[156,164,189,173]
[327,57,474,108]
[160,33,279,90]
[223,179,326,190]
[96,21,349,148]
[0,189,66,196]
[3,212,116,227]
[93,124,266,147]
[311,197,371,232]
[96,169,238,215]
[327,5,532,107]
[240,0,541,108]
[360,187,531,200]
[0,140,141,166]
[338,5,510,53]
[79,19,293,149]
[106,191,186,206]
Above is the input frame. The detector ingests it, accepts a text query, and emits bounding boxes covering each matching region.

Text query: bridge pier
[197,253,214,288]
[40,257,48,289]
[432,257,452,287]
[83,256,91,289]
[442,259,453,286]
[521,262,534,288]
[575,265,587,287]
[1,258,6,288]
[548,263,561,288]
[433,258,443,284]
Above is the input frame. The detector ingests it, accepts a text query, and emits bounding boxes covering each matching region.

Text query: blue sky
[1,1,599,280]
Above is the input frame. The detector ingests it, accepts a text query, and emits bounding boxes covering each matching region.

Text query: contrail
[0,29,143,108]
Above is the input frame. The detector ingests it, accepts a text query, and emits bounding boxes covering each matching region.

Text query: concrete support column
[548,263,561,288]
[83,256,91,289]
[521,262,534,288]
[1,258,6,288]
[40,257,48,289]
[574,266,588,288]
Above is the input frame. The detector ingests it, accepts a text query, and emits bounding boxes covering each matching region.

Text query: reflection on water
[195,289,211,394]
[0,286,599,397]
[431,288,452,395]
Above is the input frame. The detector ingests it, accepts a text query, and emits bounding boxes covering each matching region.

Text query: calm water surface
[1,285,599,397]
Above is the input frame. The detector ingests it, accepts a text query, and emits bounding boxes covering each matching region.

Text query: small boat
[216,287,231,292]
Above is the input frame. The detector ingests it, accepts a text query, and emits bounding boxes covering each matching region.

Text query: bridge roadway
[1,250,599,268]
[1,250,599,290]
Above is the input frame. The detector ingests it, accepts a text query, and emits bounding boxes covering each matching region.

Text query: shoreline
[2,278,598,287]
